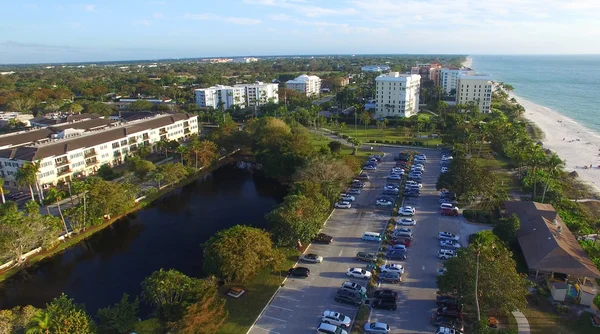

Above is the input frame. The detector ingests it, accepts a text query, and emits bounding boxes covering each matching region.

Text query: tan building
[375,73,421,118]
[456,73,493,113]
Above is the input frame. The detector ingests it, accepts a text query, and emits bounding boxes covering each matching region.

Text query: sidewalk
[512,310,531,334]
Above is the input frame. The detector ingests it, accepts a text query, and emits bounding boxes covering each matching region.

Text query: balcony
[184,128,191,134]
[159,128,167,135]
[128,137,137,144]
[160,135,167,141]
[113,151,122,158]
[55,158,69,167]
[57,167,71,176]
[86,158,99,166]
[183,121,190,128]
[84,149,97,158]
[130,145,138,152]
[142,133,150,140]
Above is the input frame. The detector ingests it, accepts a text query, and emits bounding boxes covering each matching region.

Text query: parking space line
[282,285,305,291]
[262,315,287,323]
[276,295,300,302]
[333,305,359,312]
[268,305,294,312]
[252,326,280,334]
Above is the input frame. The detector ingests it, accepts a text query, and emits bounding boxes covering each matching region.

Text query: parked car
[389,238,411,247]
[321,310,352,328]
[404,190,419,197]
[441,208,459,216]
[352,180,365,188]
[436,268,447,276]
[438,249,456,260]
[437,306,463,319]
[373,289,398,300]
[363,165,376,170]
[356,251,376,262]
[396,218,416,226]
[335,201,352,209]
[387,174,403,181]
[335,289,364,306]
[406,181,422,188]
[313,233,333,244]
[356,173,369,180]
[341,195,355,202]
[346,268,372,279]
[430,314,464,332]
[288,267,310,278]
[376,199,394,206]
[341,281,367,295]
[299,253,323,263]
[398,208,415,216]
[346,188,361,195]
[364,322,390,334]
[383,190,400,196]
[440,203,458,211]
[317,322,348,334]
[440,240,461,249]
[380,263,404,274]
[386,250,407,260]
[435,326,463,334]
[395,227,412,234]
[383,185,400,192]
[371,298,398,310]
[377,195,395,202]
[438,232,460,241]
[390,244,407,251]
[436,295,459,304]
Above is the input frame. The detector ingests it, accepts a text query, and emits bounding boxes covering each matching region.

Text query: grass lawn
[328,126,442,147]
[218,248,301,334]
[308,132,383,159]
[521,295,600,334]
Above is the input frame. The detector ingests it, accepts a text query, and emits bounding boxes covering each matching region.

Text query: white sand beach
[462,56,472,68]
[510,93,600,194]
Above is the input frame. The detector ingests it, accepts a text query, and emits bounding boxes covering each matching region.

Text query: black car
[377,196,395,202]
[430,314,464,332]
[436,295,458,303]
[436,298,461,307]
[404,191,419,197]
[385,250,407,260]
[335,289,363,306]
[313,233,333,244]
[373,289,399,301]
[371,298,397,311]
[383,190,399,196]
[288,267,310,278]
[437,306,463,319]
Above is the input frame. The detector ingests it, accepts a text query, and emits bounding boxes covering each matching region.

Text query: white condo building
[361,65,391,72]
[375,73,421,118]
[440,68,473,95]
[285,75,321,97]
[0,114,198,187]
[456,73,494,113]
[194,82,279,109]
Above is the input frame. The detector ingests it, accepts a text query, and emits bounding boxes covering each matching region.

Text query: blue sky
[1,0,600,64]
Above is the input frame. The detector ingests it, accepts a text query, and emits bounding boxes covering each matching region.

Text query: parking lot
[248,147,490,334]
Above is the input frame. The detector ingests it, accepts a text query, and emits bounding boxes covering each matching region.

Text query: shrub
[396,141,402,144]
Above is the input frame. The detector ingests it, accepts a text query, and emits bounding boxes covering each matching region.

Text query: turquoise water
[470,55,600,133]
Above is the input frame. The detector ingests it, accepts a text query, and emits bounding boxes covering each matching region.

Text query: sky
[1,0,600,64]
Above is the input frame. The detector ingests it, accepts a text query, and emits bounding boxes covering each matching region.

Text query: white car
[440,240,461,248]
[318,323,349,334]
[405,181,422,189]
[346,268,372,279]
[299,253,323,263]
[321,310,352,328]
[376,199,394,206]
[363,165,376,170]
[441,167,449,173]
[335,201,352,209]
[387,174,402,180]
[436,268,447,276]
[364,322,390,334]
[398,206,415,216]
[396,218,416,226]
[390,168,405,174]
[380,263,405,275]
[442,155,453,160]
[415,154,427,160]
[341,195,355,202]
[412,165,424,171]
[384,184,400,190]
[438,232,460,241]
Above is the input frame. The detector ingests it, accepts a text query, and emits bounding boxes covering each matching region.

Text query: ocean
[469,55,600,133]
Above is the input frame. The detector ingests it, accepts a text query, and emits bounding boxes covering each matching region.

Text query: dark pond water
[0,163,287,315]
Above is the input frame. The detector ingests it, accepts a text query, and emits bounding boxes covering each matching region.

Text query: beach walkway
[512,310,531,334]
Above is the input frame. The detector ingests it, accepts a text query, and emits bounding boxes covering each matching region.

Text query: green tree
[64,103,84,114]
[45,188,69,236]
[15,162,41,203]
[158,162,187,187]
[86,177,138,219]
[96,294,139,334]
[25,311,50,334]
[327,141,342,153]
[129,100,154,111]
[437,231,528,317]
[360,111,371,139]
[27,294,95,334]
[97,164,118,180]
[8,97,37,114]
[141,269,205,322]
[170,283,228,334]
[187,139,218,169]
[493,214,520,246]
[204,225,280,282]
[175,145,187,165]
[526,144,546,199]
[294,156,354,203]
[436,154,496,203]
[127,156,156,181]
[541,153,564,203]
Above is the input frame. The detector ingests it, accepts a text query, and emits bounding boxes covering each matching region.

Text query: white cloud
[184,13,261,25]
[153,12,165,19]
[132,20,151,26]
[243,0,357,17]
[78,4,96,12]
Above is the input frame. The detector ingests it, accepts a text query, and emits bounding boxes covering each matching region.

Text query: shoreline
[461,56,472,68]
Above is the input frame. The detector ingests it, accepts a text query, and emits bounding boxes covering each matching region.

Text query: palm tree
[527,144,546,199]
[47,188,69,236]
[0,178,5,204]
[15,162,41,203]
[176,146,188,165]
[360,111,371,141]
[25,310,50,334]
[541,153,565,203]
[153,172,165,189]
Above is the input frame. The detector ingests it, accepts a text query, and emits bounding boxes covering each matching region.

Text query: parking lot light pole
[475,250,481,322]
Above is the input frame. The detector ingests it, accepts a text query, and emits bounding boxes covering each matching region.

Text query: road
[248,146,490,334]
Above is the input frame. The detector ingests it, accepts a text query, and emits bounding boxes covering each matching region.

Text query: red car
[441,208,459,216]
[389,238,411,247]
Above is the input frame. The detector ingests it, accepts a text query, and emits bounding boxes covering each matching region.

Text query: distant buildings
[233,57,259,63]
[411,63,441,83]
[440,68,473,95]
[285,75,322,97]
[108,98,175,111]
[456,73,493,113]
[0,112,34,128]
[361,65,391,73]
[0,114,198,187]
[375,73,421,118]
[194,82,279,109]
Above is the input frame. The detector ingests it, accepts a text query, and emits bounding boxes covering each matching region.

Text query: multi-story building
[456,73,494,113]
[285,75,322,97]
[0,114,198,187]
[234,82,279,107]
[361,65,391,72]
[194,85,246,109]
[440,68,473,95]
[375,73,421,118]
[232,57,259,63]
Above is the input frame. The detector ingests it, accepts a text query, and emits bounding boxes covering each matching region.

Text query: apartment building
[0,114,198,187]
[194,85,246,109]
[361,65,391,72]
[375,73,421,118]
[440,68,473,95]
[285,75,322,97]
[234,82,279,107]
[456,73,494,113]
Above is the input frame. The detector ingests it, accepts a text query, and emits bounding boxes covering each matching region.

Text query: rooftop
[504,201,600,279]
[286,74,320,84]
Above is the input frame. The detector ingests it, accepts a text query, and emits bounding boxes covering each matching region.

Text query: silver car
[299,253,323,263]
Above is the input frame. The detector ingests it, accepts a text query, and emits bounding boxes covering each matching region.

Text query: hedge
[463,209,494,224]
